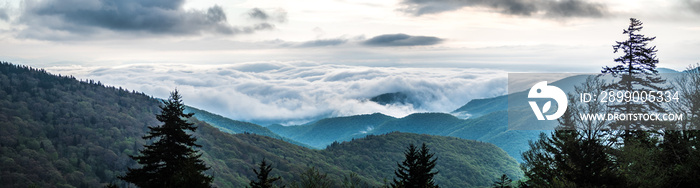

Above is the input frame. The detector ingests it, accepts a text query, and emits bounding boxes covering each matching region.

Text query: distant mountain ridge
[370,92,414,106]
[452,95,507,119]
[268,113,395,148]
[269,111,542,162]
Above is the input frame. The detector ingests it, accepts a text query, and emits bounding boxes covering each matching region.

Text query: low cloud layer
[399,0,607,18]
[297,39,348,47]
[363,33,443,46]
[16,0,281,40]
[47,62,507,125]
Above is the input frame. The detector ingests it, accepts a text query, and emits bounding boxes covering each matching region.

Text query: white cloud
[45,62,508,125]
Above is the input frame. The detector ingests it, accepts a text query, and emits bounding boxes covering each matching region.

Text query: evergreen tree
[601,17,666,141]
[600,18,670,187]
[603,18,659,76]
[491,174,511,188]
[250,158,282,188]
[391,143,439,188]
[119,90,212,188]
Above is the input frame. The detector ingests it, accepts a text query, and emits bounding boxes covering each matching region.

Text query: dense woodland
[0,62,520,187]
[0,62,161,187]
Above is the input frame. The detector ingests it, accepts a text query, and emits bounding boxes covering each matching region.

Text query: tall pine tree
[601,17,667,142]
[601,18,669,187]
[249,158,282,188]
[119,90,212,187]
[392,143,439,188]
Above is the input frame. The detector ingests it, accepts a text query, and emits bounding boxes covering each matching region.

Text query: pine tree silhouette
[601,17,667,141]
[119,90,212,187]
[392,143,439,188]
[250,158,282,188]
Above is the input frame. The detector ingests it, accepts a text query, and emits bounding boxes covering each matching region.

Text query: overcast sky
[0,0,699,124]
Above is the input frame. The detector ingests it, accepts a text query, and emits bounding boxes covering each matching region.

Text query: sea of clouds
[46,62,508,125]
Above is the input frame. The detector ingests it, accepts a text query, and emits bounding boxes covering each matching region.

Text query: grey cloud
[687,0,700,14]
[298,39,348,47]
[0,8,8,21]
[248,8,269,20]
[543,0,606,17]
[18,0,273,39]
[363,33,443,46]
[399,0,607,18]
[247,8,287,23]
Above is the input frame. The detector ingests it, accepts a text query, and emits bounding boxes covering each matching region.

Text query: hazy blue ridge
[452,95,507,119]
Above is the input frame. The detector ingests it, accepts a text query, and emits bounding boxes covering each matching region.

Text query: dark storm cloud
[399,0,607,18]
[363,34,443,46]
[298,39,348,47]
[17,0,275,39]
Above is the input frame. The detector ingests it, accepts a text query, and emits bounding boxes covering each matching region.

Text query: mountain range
[0,62,522,187]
